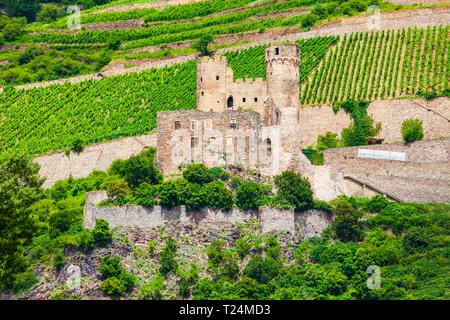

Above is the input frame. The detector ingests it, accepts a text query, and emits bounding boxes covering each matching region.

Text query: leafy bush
[300,14,318,28]
[158,181,182,209]
[100,277,126,296]
[106,180,129,203]
[274,171,314,212]
[53,249,65,270]
[365,195,389,212]
[317,131,339,149]
[182,164,211,185]
[243,255,279,284]
[401,119,424,143]
[98,255,123,279]
[48,209,78,233]
[159,237,178,275]
[182,183,207,212]
[204,180,234,211]
[77,229,95,252]
[134,183,159,207]
[92,219,112,247]
[138,272,165,300]
[236,181,263,210]
[331,199,364,242]
[208,166,223,180]
[191,33,214,55]
[109,147,163,189]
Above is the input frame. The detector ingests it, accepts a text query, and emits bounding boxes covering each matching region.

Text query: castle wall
[83,191,330,238]
[196,56,267,114]
[156,109,261,174]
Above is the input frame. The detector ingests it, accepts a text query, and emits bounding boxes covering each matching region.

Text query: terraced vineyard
[300,25,449,105]
[0,35,337,156]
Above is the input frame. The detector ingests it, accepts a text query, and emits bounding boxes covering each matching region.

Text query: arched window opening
[227,96,234,108]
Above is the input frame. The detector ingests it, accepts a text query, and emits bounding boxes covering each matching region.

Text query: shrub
[48,209,78,233]
[106,180,129,203]
[182,164,211,184]
[234,277,261,299]
[301,14,318,28]
[148,240,157,256]
[204,180,234,211]
[401,119,424,143]
[92,219,112,247]
[134,183,159,207]
[236,181,263,210]
[191,33,214,55]
[138,273,164,300]
[77,229,94,252]
[236,237,251,259]
[230,176,242,188]
[208,166,223,180]
[243,256,279,284]
[100,277,126,296]
[98,255,123,279]
[317,131,339,150]
[218,170,231,182]
[53,249,65,270]
[71,137,83,154]
[182,183,207,212]
[159,237,178,275]
[274,171,314,212]
[264,236,281,261]
[36,4,64,23]
[365,195,389,212]
[109,147,163,189]
[331,199,364,242]
[159,181,182,209]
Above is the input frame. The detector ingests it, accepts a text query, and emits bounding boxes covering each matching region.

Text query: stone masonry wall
[298,98,450,148]
[83,191,330,239]
[156,109,261,174]
[35,134,156,188]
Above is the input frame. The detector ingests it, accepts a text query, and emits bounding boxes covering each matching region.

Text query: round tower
[265,44,301,110]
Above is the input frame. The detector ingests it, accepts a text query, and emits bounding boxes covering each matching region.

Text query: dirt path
[4,6,448,93]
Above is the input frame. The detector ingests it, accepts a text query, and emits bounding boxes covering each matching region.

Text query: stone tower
[196,56,229,112]
[265,43,303,171]
[265,43,301,112]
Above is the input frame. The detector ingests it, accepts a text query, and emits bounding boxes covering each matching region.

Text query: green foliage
[0,153,43,288]
[204,180,234,211]
[302,147,324,165]
[106,180,129,204]
[138,272,165,300]
[274,171,314,212]
[77,229,95,252]
[159,236,178,275]
[317,131,339,150]
[365,195,389,213]
[243,255,279,284]
[109,147,163,190]
[331,198,364,242]
[182,164,211,185]
[335,100,381,147]
[158,180,182,209]
[36,4,65,23]
[206,240,239,281]
[401,119,424,143]
[92,219,112,247]
[234,277,262,299]
[49,209,78,233]
[300,13,318,28]
[134,183,159,207]
[52,249,65,270]
[182,182,207,212]
[236,181,263,210]
[191,33,214,55]
[98,254,135,296]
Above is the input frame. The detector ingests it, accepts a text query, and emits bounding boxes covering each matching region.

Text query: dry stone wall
[83,191,330,238]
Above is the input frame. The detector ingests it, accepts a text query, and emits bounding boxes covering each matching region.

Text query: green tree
[191,33,214,55]
[159,236,178,275]
[36,4,64,23]
[106,180,129,203]
[0,153,44,287]
[317,131,339,149]
[274,171,314,212]
[92,219,112,246]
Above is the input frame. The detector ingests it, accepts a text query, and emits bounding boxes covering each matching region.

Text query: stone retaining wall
[83,191,330,238]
